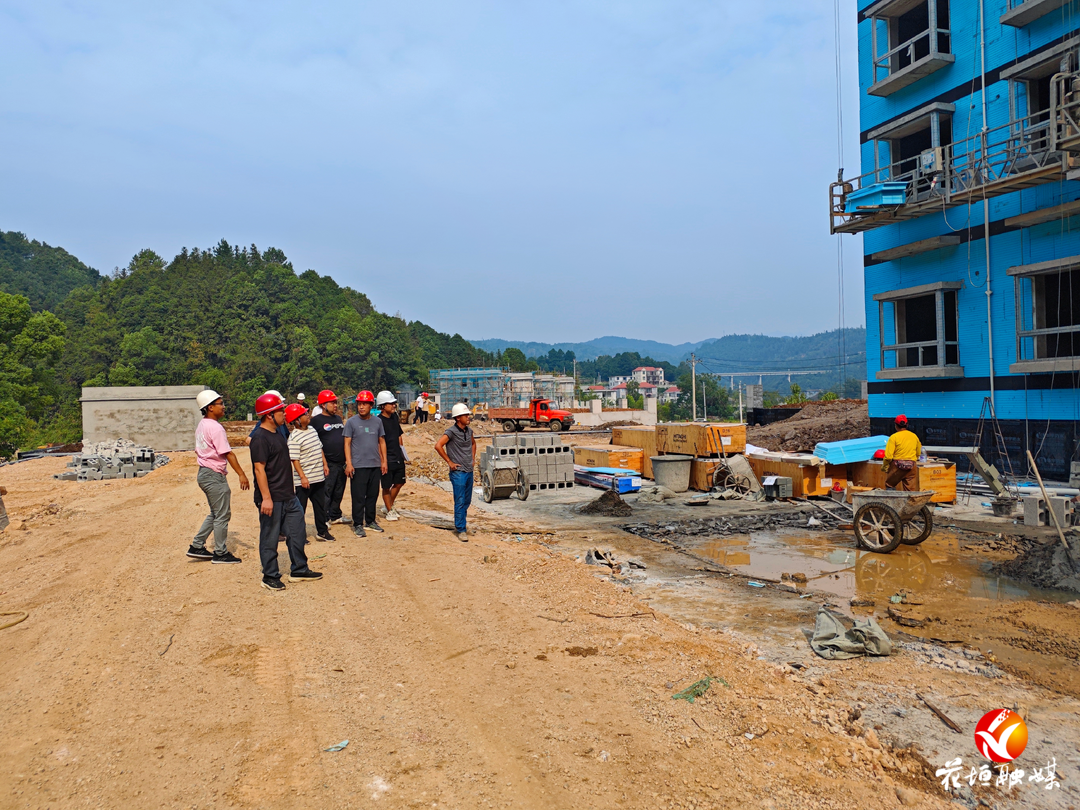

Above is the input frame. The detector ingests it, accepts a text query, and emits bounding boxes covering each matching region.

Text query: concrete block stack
[54,439,170,482]
[480,433,574,492]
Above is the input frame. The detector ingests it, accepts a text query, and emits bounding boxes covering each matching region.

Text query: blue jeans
[449,470,473,533]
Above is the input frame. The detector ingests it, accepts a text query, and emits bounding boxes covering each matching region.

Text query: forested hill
[0,236,491,453]
[0,231,102,311]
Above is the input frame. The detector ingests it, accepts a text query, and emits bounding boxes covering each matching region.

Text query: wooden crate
[745,454,847,498]
[611,426,658,478]
[573,445,644,474]
[689,458,723,491]
[656,423,747,456]
[848,461,957,503]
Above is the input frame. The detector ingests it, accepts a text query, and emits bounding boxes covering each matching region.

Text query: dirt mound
[578,489,632,516]
[998,534,1080,593]
[406,418,499,439]
[747,399,870,453]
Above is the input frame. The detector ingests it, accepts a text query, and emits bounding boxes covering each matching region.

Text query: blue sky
[1,1,864,343]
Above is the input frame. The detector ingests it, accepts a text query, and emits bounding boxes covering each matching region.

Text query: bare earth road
[0,450,988,809]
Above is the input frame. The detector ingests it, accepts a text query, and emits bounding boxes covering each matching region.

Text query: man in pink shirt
[188,390,250,563]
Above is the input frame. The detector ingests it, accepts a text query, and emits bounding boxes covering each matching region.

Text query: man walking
[413,392,427,424]
[376,391,407,521]
[435,403,476,541]
[286,403,334,542]
[344,390,388,537]
[250,392,322,591]
[310,389,349,525]
[883,414,922,491]
[187,389,250,563]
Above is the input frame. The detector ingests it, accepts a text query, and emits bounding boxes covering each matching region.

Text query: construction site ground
[1,422,1078,809]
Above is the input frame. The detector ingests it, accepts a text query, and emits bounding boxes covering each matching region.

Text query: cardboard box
[611,426,658,478]
[745,454,847,498]
[573,445,644,474]
[848,461,957,503]
[656,423,746,456]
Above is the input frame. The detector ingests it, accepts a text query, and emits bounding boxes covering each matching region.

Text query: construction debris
[621,509,845,542]
[578,489,632,517]
[747,400,869,453]
[52,440,170,482]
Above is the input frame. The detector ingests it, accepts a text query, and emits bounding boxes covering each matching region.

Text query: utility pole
[738,384,744,424]
[691,353,697,421]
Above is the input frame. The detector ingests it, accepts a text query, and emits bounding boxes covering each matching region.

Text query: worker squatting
[187,389,477,592]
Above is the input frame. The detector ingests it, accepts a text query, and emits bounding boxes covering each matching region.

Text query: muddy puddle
[688,529,1075,607]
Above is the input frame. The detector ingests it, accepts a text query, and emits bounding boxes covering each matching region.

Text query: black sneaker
[261,577,285,592]
[316,532,336,542]
[353,526,367,538]
[366,522,384,533]
[186,545,213,560]
[289,570,323,583]
[212,551,242,564]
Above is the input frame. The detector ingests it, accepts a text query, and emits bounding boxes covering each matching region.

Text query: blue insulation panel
[813,436,888,465]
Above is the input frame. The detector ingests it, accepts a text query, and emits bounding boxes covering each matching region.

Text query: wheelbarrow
[481,461,529,503]
[851,490,935,553]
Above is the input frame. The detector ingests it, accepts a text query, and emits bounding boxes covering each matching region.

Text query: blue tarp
[813,435,889,465]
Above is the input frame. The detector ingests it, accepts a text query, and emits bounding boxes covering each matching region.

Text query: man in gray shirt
[343,390,388,537]
[435,403,477,541]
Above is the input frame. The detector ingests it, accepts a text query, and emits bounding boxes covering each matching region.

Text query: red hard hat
[895,414,907,424]
[356,390,375,403]
[284,403,308,424]
[422,392,428,398]
[255,393,285,417]
[317,389,337,405]
[873,449,885,460]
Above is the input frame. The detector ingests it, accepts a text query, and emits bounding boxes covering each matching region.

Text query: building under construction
[429,368,576,409]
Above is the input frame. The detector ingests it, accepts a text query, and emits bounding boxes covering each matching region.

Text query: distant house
[660,385,680,404]
[608,375,631,387]
[638,382,657,398]
[632,366,665,386]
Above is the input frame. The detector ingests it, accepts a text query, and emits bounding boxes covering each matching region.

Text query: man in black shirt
[310,389,349,525]
[250,393,322,591]
[376,391,407,521]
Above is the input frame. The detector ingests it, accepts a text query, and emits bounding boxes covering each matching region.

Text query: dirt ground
[0,433,1076,809]
[748,401,870,453]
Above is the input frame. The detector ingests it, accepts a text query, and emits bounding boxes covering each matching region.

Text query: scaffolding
[429,368,511,409]
[831,68,1080,235]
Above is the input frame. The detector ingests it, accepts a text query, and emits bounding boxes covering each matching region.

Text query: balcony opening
[896,0,950,69]
[874,282,963,379]
[1033,268,1080,358]
[868,0,954,96]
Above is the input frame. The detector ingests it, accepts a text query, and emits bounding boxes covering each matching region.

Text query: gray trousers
[193,467,232,554]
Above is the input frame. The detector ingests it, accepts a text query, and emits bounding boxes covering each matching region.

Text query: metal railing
[881,338,959,369]
[872,27,951,84]
[830,70,1080,234]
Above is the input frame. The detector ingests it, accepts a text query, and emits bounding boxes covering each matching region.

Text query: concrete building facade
[835,0,1080,478]
[81,385,208,451]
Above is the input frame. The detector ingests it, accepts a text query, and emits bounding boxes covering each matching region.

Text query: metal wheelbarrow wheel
[516,469,529,501]
[901,505,933,545]
[853,502,903,553]
[481,472,495,503]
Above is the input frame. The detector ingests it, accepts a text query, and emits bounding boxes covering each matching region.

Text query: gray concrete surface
[80,385,207,451]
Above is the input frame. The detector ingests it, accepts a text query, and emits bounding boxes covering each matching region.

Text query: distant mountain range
[469,329,867,372]
[469,336,717,364]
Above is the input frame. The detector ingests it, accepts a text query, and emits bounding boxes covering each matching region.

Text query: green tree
[785,383,808,405]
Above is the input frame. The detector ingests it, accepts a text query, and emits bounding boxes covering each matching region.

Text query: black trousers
[324,461,347,521]
[350,467,381,527]
[295,479,329,536]
[258,497,311,580]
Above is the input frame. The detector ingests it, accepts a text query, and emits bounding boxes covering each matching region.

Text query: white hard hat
[375,390,396,407]
[264,389,283,401]
[196,390,222,410]
[451,403,471,419]
[296,392,306,401]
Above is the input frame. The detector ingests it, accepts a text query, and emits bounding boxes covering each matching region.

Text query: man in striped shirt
[286,404,334,542]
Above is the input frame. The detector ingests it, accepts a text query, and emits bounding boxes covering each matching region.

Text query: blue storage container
[844,182,908,213]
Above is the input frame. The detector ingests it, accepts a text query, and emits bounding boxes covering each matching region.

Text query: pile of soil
[406,418,499,439]
[620,509,844,541]
[747,400,870,453]
[997,534,1080,593]
[578,489,632,516]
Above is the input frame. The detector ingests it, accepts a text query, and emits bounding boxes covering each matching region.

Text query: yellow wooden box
[610,426,658,478]
[848,461,957,503]
[573,445,644,474]
[746,455,848,498]
[656,423,747,456]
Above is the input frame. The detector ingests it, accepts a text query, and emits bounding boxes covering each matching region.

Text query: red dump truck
[489,398,575,432]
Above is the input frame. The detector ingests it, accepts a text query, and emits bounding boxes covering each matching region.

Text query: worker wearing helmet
[250,392,322,591]
[413,392,428,424]
[343,390,388,537]
[245,390,289,446]
[376,391,407,521]
[434,403,477,541]
[310,389,349,525]
[286,404,334,542]
[188,389,250,563]
[883,414,922,491]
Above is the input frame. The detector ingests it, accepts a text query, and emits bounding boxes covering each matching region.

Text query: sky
[1,1,865,344]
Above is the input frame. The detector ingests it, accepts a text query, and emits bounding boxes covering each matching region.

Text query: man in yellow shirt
[883,414,922,491]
